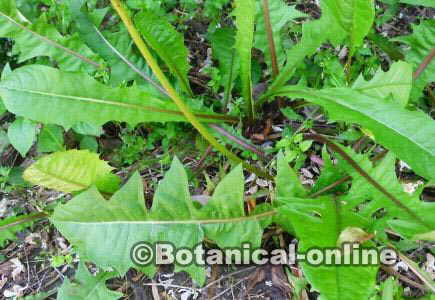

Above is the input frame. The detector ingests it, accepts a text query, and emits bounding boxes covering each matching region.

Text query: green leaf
[353,61,413,107]
[276,196,376,300]
[0,213,43,247]
[273,86,435,180]
[67,0,153,86]
[134,10,192,96]
[51,158,267,285]
[393,20,435,100]
[7,117,37,157]
[234,0,255,119]
[57,262,122,300]
[0,65,229,129]
[254,0,307,70]
[23,149,120,194]
[209,28,239,98]
[0,0,98,71]
[80,136,99,152]
[327,0,375,54]
[399,0,435,7]
[37,124,65,153]
[264,0,347,98]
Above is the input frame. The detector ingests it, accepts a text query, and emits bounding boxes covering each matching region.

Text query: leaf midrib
[54,210,276,225]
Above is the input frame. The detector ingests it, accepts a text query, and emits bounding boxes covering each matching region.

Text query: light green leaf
[7,117,37,156]
[276,196,376,300]
[393,20,435,100]
[23,149,120,194]
[201,165,263,249]
[209,28,239,98]
[254,0,307,70]
[51,158,267,285]
[0,0,98,71]
[0,65,229,128]
[134,10,192,96]
[273,86,435,179]
[399,0,435,7]
[353,61,413,107]
[37,124,64,153]
[57,263,122,300]
[327,0,375,54]
[234,0,255,119]
[72,122,103,137]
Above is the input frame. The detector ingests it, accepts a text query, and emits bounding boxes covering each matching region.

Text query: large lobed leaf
[353,61,413,108]
[0,65,228,128]
[134,10,193,96]
[23,150,120,194]
[273,86,435,180]
[275,158,377,300]
[0,0,98,71]
[51,158,265,285]
[57,263,122,300]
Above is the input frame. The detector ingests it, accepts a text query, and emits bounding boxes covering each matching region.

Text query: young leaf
[353,61,413,107]
[51,158,267,285]
[393,20,435,99]
[254,0,307,71]
[37,124,65,153]
[273,86,435,180]
[0,65,230,129]
[7,117,37,157]
[23,149,120,194]
[209,28,239,100]
[262,0,347,99]
[0,0,99,71]
[134,10,193,96]
[57,263,122,300]
[234,0,256,120]
[327,0,375,54]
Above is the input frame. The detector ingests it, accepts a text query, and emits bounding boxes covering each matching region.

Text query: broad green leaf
[254,0,307,70]
[72,122,103,137]
[393,20,435,100]
[23,149,120,194]
[276,196,376,300]
[201,165,263,249]
[134,10,193,96]
[276,152,306,199]
[326,0,375,54]
[79,136,99,152]
[0,65,228,128]
[37,124,64,153]
[51,158,267,285]
[273,86,435,179]
[57,263,122,300]
[0,0,98,71]
[399,0,435,7]
[209,28,239,98]
[353,61,413,107]
[234,0,255,118]
[7,117,37,156]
